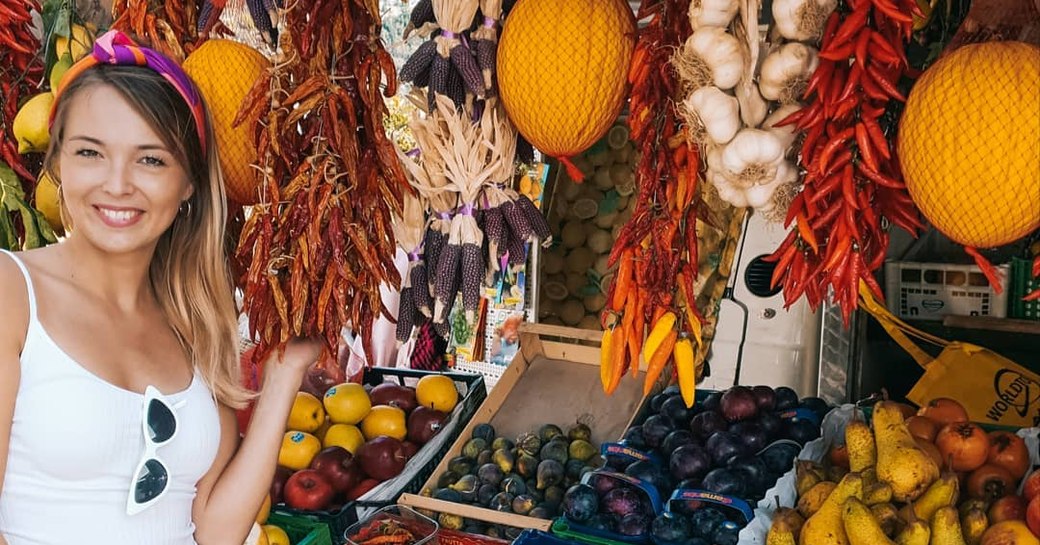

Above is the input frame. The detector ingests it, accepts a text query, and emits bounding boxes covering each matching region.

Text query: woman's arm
[0,257,28,545]
[192,338,321,545]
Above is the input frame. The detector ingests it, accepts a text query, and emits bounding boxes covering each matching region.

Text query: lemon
[54,24,94,61]
[898,42,1040,248]
[415,375,459,412]
[183,40,270,205]
[34,172,63,234]
[13,93,54,154]
[322,423,365,453]
[497,0,635,159]
[49,53,74,91]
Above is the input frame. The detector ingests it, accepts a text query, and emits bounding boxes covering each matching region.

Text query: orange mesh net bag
[896,2,1040,293]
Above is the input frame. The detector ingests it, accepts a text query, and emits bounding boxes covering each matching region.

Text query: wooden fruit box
[398,323,646,532]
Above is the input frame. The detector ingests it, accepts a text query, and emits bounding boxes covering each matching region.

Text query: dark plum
[688,508,726,538]
[704,431,747,466]
[602,486,646,517]
[729,421,769,453]
[785,418,821,446]
[625,460,672,498]
[774,387,799,410]
[760,441,801,474]
[662,384,681,396]
[687,539,710,545]
[617,513,650,536]
[689,411,727,439]
[676,477,702,491]
[660,396,695,424]
[650,512,692,543]
[728,456,771,498]
[585,513,617,532]
[562,484,599,523]
[702,392,723,412]
[755,411,784,441]
[621,425,648,451]
[661,430,694,455]
[641,415,674,449]
[700,468,745,497]
[751,385,777,411]
[669,444,711,481]
[590,473,618,495]
[800,397,831,421]
[720,386,758,422]
[649,393,671,413]
[713,521,741,545]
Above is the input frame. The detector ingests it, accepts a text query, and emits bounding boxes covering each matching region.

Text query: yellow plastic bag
[859,283,1040,428]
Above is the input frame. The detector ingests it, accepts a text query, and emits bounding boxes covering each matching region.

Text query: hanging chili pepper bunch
[0,0,44,188]
[111,0,200,61]
[599,0,705,408]
[767,0,924,324]
[235,0,411,363]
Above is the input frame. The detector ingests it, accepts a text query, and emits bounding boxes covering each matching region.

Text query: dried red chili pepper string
[0,0,44,191]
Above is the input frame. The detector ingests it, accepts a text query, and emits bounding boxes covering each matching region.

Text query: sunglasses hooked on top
[126,385,179,516]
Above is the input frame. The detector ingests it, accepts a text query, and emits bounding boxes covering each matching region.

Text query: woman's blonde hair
[44,65,252,409]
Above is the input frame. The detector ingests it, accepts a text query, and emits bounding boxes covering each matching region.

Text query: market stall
[2,0,1040,543]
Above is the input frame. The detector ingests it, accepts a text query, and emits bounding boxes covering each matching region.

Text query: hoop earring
[179,200,193,216]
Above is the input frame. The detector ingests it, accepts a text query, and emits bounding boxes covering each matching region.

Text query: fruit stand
[2,0,1040,543]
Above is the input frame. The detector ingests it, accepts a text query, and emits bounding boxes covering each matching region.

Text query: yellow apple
[323,423,366,454]
[255,493,271,524]
[262,524,290,545]
[360,405,407,441]
[323,382,371,425]
[278,431,321,471]
[287,392,325,433]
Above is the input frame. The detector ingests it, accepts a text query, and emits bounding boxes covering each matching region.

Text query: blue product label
[666,489,754,523]
[777,408,821,427]
[601,442,662,466]
[580,470,664,515]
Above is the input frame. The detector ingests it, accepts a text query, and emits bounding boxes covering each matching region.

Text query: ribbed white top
[0,250,221,544]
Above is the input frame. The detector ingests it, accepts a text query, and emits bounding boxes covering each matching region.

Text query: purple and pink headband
[49,30,208,154]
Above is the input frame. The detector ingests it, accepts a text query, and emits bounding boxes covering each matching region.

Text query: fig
[501,475,527,496]
[472,423,496,443]
[433,487,463,502]
[476,449,493,465]
[517,453,540,478]
[512,494,537,515]
[477,483,498,505]
[490,492,515,512]
[528,506,554,519]
[568,422,592,442]
[492,448,515,474]
[491,437,515,451]
[539,423,564,442]
[537,459,565,489]
[447,456,474,476]
[540,440,570,465]
[565,459,586,480]
[449,474,479,502]
[568,439,596,462]
[437,471,460,488]
[478,463,505,487]
[462,438,488,459]
[544,484,566,507]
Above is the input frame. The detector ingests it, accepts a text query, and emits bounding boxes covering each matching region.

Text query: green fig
[492,448,515,474]
[472,423,496,443]
[567,422,592,442]
[490,492,515,512]
[543,484,566,507]
[462,438,488,459]
[565,459,586,480]
[512,494,536,515]
[437,471,461,488]
[438,513,464,530]
[501,475,527,496]
[491,437,515,451]
[568,439,596,462]
[447,456,474,476]
[449,474,480,502]
[537,459,565,490]
[540,440,569,465]
[538,423,564,443]
[516,453,539,478]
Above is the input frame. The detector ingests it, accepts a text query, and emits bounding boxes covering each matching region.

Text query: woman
[0,31,321,544]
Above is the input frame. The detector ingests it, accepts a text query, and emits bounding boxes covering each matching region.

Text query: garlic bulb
[711,169,750,208]
[759,43,820,102]
[735,81,769,128]
[763,104,803,151]
[686,87,741,145]
[675,27,745,91]
[772,0,838,42]
[744,160,798,210]
[688,0,740,29]
[719,129,787,186]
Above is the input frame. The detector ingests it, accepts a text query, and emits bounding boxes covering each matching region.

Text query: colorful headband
[50,30,207,154]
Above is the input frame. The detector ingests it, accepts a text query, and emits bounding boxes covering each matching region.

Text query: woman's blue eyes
[74,148,99,157]
[73,148,166,167]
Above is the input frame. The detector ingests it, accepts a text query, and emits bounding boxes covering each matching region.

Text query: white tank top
[0,250,222,544]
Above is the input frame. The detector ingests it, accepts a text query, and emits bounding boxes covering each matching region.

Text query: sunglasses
[126,385,179,516]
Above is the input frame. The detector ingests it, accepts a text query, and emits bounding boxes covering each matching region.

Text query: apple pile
[273,375,461,513]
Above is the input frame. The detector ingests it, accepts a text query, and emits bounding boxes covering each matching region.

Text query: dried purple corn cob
[460,243,484,321]
[507,234,528,267]
[411,261,432,318]
[483,206,506,258]
[396,287,416,343]
[449,44,485,98]
[473,38,498,96]
[423,225,445,289]
[400,40,437,84]
[246,0,276,46]
[501,198,533,242]
[516,194,551,242]
[433,319,450,339]
[445,63,465,109]
[516,136,535,165]
[406,0,435,34]
[433,242,461,323]
[428,55,451,110]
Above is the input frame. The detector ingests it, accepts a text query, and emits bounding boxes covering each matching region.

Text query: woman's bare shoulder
[0,251,30,355]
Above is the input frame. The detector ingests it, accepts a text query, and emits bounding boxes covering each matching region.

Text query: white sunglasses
[126,385,180,516]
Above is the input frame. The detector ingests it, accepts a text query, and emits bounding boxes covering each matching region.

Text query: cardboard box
[398,323,646,531]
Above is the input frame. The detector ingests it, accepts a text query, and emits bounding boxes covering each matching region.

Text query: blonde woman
[0,31,320,544]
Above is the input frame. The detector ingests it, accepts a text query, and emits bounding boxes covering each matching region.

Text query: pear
[873,402,939,502]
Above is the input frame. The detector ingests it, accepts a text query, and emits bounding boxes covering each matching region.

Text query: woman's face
[57,83,193,257]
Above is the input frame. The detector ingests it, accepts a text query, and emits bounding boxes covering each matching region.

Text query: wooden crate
[398,323,646,531]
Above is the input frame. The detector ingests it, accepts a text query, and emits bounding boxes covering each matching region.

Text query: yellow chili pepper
[674,336,696,408]
[642,311,676,363]
[600,326,614,392]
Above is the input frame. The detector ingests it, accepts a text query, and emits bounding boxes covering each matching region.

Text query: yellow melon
[897,42,1040,248]
[183,40,270,205]
[497,0,635,177]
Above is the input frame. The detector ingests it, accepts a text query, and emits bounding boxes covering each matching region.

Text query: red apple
[309,446,363,493]
[283,469,335,511]
[407,406,448,445]
[1027,496,1040,536]
[401,440,419,460]
[270,465,294,505]
[356,436,408,481]
[989,495,1028,523]
[369,383,418,413]
[1024,470,1040,503]
[345,478,381,501]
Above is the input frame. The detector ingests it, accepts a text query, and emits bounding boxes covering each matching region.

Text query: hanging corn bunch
[393,191,430,343]
[471,0,503,96]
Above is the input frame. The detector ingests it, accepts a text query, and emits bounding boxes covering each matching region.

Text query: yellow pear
[845,418,876,473]
[13,93,54,154]
[873,401,939,502]
[54,24,94,61]
[34,172,64,235]
[49,52,74,91]
[287,392,325,433]
[843,497,897,545]
[930,506,967,545]
[799,472,864,545]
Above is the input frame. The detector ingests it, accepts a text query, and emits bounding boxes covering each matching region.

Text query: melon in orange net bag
[496,0,636,181]
[183,40,270,205]
[897,41,1040,289]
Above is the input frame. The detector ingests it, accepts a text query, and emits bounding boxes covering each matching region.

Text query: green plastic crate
[268,512,334,545]
[1009,257,1039,320]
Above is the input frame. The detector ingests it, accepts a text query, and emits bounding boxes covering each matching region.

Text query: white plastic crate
[883,261,1009,321]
